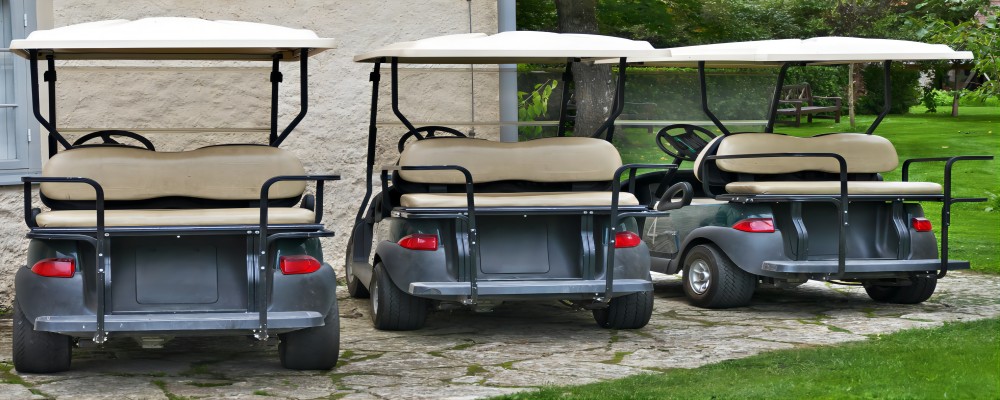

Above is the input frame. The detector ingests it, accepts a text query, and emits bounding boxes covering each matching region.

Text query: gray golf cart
[616,37,993,308]
[9,18,340,372]
[345,32,673,330]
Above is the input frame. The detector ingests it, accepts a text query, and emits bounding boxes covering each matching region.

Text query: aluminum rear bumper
[409,279,651,299]
[34,311,323,335]
[761,259,970,274]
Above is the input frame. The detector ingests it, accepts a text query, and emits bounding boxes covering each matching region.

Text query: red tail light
[912,217,933,232]
[279,255,322,275]
[398,234,439,251]
[31,258,75,278]
[732,218,775,233]
[614,231,642,248]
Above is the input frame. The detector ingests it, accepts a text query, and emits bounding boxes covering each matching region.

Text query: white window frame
[0,0,39,185]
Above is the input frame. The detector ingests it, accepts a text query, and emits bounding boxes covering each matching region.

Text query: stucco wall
[0,0,499,307]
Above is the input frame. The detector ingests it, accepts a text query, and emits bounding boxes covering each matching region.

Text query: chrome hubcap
[371,279,379,316]
[688,260,711,295]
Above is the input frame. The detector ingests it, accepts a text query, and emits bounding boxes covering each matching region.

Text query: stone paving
[1,271,998,399]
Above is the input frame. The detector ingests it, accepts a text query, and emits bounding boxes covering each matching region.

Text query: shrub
[857,64,921,114]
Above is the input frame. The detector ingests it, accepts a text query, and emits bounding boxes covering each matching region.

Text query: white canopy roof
[600,37,973,67]
[354,31,670,64]
[9,17,336,61]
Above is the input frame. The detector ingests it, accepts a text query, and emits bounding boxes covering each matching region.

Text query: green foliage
[497,318,1000,400]
[785,66,849,100]
[928,89,1000,107]
[516,80,559,139]
[914,3,1000,101]
[922,86,939,112]
[857,64,921,114]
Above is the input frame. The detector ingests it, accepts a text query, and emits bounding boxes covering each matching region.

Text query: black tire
[345,238,370,299]
[12,299,72,373]
[863,276,937,304]
[682,244,756,308]
[592,290,654,329]
[279,298,341,370]
[370,262,429,330]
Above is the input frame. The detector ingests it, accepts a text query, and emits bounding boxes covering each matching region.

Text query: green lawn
[495,318,1000,400]
[616,106,1000,273]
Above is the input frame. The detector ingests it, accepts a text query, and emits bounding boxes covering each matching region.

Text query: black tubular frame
[380,165,480,304]
[254,174,339,339]
[354,60,384,227]
[390,58,417,132]
[700,153,850,278]
[605,164,677,300]
[23,174,338,342]
[901,155,994,277]
[26,49,311,153]
[23,176,108,342]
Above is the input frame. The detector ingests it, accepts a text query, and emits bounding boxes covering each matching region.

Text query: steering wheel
[397,126,467,152]
[655,124,717,162]
[72,130,155,151]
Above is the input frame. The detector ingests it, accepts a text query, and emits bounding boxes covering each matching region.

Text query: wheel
[12,299,72,373]
[682,244,756,308]
[397,126,466,152]
[863,276,937,304]
[279,299,341,370]
[592,290,654,329]
[344,238,370,299]
[71,130,155,150]
[369,262,429,330]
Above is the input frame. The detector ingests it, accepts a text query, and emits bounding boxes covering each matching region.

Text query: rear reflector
[912,217,933,232]
[31,258,75,278]
[614,231,642,248]
[732,218,775,233]
[279,255,322,275]
[398,234,439,251]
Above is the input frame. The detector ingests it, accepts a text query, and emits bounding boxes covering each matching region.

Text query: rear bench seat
[396,137,639,208]
[695,133,943,196]
[36,146,313,227]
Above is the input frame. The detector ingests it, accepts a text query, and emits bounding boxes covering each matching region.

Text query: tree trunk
[555,0,614,138]
[848,63,856,129]
[952,62,961,117]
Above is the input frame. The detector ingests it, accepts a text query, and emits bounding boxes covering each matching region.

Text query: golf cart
[613,37,992,308]
[9,18,341,372]
[345,31,673,330]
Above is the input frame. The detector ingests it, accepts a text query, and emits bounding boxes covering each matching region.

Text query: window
[0,0,38,184]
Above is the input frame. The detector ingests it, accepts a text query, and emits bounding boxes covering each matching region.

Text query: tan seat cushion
[398,137,623,184]
[35,208,315,227]
[713,133,898,174]
[400,192,640,208]
[725,181,943,195]
[42,146,306,201]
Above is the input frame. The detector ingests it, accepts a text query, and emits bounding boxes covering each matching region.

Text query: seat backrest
[41,145,306,202]
[398,137,623,184]
[696,133,898,177]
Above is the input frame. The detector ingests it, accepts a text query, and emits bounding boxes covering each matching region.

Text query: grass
[495,318,1000,400]
[616,105,1000,273]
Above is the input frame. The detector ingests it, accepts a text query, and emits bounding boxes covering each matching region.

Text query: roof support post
[28,51,72,156]
[269,54,283,144]
[865,60,892,135]
[271,49,308,147]
[354,60,383,226]
[556,61,573,137]
[390,58,416,132]
[698,61,731,136]
[593,57,627,142]
[765,62,793,133]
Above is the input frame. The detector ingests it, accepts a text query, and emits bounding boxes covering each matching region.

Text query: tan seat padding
[35,207,316,228]
[42,146,306,201]
[714,133,898,174]
[400,192,640,208]
[398,137,623,184]
[725,181,943,195]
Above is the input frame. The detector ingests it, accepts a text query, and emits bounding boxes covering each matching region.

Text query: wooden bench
[776,84,842,127]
